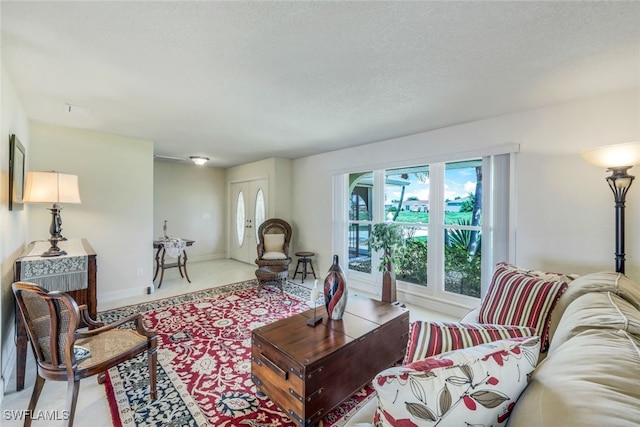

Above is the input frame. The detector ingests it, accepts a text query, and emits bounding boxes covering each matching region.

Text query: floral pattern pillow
[373,336,540,427]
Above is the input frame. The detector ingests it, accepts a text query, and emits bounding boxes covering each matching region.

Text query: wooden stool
[293,252,317,283]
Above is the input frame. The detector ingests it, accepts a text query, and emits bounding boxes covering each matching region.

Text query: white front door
[231,179,268,264]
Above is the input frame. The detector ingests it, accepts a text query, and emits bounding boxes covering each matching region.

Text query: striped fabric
[478,262,570,351]
[403,321,535,364]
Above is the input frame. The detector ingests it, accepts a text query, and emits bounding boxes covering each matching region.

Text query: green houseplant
[368,222,404,302]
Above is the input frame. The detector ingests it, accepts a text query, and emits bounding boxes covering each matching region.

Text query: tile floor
[1,258,455,426]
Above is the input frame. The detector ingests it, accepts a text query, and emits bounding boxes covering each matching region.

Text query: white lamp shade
[581,141,640,169]
[23,171,81,204]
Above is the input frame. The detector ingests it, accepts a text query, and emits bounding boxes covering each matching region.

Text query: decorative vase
[324,255,348,320]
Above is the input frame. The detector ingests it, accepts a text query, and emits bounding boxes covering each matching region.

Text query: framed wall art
[9,133,26,211]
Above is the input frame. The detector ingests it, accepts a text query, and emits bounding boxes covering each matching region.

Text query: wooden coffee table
[251,296,409,427]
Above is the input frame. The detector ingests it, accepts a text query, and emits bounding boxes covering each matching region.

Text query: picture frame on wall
[9,134,26,211]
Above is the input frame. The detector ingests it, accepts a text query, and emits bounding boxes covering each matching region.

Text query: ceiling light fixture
[189,156,209,166]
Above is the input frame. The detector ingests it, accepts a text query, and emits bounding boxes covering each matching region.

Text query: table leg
[177,254,185,278]
[158,248,166,288]
[182,249,191,283]
[153,246,162,281]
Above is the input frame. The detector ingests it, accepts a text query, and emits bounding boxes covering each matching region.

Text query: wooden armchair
[12,282,157,427]
[255,218,292,269]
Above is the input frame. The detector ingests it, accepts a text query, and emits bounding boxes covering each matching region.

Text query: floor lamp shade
[22,171,81,257]
[581,141,640,274]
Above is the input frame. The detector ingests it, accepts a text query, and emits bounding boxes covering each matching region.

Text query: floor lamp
[582,142,640,274]
[22,171,82,257]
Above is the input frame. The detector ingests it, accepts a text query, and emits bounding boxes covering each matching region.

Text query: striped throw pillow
[404,321,535,364]
[478,262,570,351]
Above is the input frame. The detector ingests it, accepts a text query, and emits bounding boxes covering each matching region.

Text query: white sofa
[345,270,640,426]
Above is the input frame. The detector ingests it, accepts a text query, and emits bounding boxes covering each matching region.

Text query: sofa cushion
[373,336,540,427]
[479,262,570,351]
[508,329,640,427]
[403,320,536,364]
[491,263,577,283]
[263,233,285,252]
[549,291,640,353]
[555,271,640,311]
[547,272,640,345]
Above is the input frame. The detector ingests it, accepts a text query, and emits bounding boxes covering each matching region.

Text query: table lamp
[582,141,640,273]
[22,171,82,257]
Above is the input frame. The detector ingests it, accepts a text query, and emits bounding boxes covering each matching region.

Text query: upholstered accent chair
[255,218,292,269]
[12,282,157,427]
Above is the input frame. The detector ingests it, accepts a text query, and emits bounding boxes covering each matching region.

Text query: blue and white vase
[324,255,348,320]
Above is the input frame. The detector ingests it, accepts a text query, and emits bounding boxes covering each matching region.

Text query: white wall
[226,157,292,220]
[0,65,30,397]
[153,160,227,262]
[28,122,154,303]
[292,87,640,311]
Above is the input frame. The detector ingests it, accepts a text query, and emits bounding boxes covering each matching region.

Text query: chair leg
[293,259,303,280]
[65,379,80,427]
[25,374,45,427]
[148,347,158,400]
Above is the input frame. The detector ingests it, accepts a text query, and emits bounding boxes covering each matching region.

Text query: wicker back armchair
[12,282,157,427]
[255,218,293,268]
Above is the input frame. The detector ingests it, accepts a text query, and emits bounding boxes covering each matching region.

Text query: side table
[13,238,97,391]
[153,239,194,288]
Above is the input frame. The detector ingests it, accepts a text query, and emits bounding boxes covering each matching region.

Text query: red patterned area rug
[100,280,375,427]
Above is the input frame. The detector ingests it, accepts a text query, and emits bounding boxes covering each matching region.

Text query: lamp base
[40,237,66,257]
[41,248,67,257]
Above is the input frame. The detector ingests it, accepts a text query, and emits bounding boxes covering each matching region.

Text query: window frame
[332,144,517,310]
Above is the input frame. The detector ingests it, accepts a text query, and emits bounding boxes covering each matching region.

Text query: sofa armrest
[460,307,479,323]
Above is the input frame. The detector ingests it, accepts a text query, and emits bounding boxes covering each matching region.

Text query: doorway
[230,178,268,264]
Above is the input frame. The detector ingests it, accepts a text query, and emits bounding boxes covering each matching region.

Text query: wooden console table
[153,239,194,288]
[13,238,97,391]
[251,296,409,426]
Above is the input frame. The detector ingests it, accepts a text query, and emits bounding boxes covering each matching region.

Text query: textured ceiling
[2,1,639,167]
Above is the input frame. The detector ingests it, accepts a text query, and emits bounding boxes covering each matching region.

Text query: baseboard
[188,252,226,263]
[99,284,152,304]
[1,323,17,397]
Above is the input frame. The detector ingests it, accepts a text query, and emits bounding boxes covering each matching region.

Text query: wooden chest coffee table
[251,296,409,427]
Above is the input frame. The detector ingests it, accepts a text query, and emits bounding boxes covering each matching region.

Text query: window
[236,191,245,245]
[443,160,482,298]
[336,150,514,306]
[348,172,373,274]
[385,166,429,285]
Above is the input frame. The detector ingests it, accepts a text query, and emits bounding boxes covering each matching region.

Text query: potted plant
[368,222,404,303]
